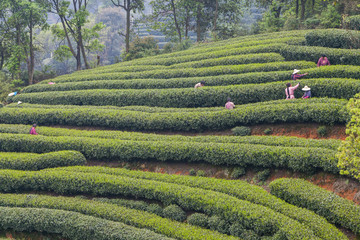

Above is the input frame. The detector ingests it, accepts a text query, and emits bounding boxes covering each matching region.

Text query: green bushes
[280,45,360,65]
[0,169,321,239]
[18,65,360,93]
[270,178,360,235]
[0,150,86,170]
[49,61,315,83]
[169,53,284,69]
[64,166,347,240]
[337,93,360,180]
[0,133,339,173]
[232,126,251,136]
[344,15,360,30]
[187,213,209,228]
[0,99,349,131]
[0,124,343,151]
[305,29,360,49]
[163,205,187,222]
[13,78,358,108]
[0,194,233,240]
[0,206,173,240]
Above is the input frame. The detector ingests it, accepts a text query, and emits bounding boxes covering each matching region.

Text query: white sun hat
[293,69,300,74]
[302,86,311,91]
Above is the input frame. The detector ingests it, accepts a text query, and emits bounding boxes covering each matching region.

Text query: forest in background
[0,0,359,102]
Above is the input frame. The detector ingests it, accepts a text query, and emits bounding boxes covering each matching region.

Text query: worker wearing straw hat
[302,86,311,99]
[291,69,308,81]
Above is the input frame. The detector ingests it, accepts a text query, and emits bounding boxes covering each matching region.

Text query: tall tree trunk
[213,0,219,40]
[0,42,4,70]
[76,44,81,71]
[126,6,131,53]
[170,0,182,42]
[28,0,34,85]
[16,24,21,80]
[79,29,90,69]
[296,0,299,18]
[300,0,307,20]
[59,16,77,58]
[196,4,202,42]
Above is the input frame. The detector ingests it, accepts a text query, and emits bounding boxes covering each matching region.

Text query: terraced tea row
[13,79,360,108]
[21,65,360,93]
[0,168,341,239]
[0,124,341,150]
[0,133,339,173]
[0,99,349,131]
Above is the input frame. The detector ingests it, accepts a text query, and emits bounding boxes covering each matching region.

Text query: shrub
[123,36,160,61]
[208,216,230,234]
[0,133,341,174]
[146,204,164,217]
[344,15,360,30]
[47,61,315,83]
[196,170,206,177]
[163,204,187,222]
[270,178,360,235]
[0,150,86,170]
[14,78,360,108]
[187,213,209,228]
[65,166,347,240]
[231,167,246,179]
[232,126,251,136]
[0,169,322,238]
[189,169,196,176]
[0,124,343,151]
[0,98,349,131]
[93,198,149,212]
[241,230,260,240]
[0,206,171,240]
[317,126,328,137]
[280,45,360,65]
[305,29,360,49]
[229,222,245,237]
[264,128,272,135]
[256,169,271,182]
[337,93,360,180]
[0,194,235,240]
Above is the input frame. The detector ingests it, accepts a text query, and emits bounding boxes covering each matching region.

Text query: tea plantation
[0,29,360,240]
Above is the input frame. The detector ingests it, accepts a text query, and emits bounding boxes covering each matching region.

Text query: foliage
[60,166,346,240]
[0,98,349,131]
[305,29,360,49]
[0,124,342,150]
[337,94,360,180]
[123,36,160,61]
[232,126,251,136]
[196,170,206,177]
[317,126,328,137]
[231,167,246,179]
[162,204,187,222]
[319,4,341,28]
[256,169,271,182]
[270,178,360,235]
[187,213,209,228]
[0,193,236,240]
[0,169,322,239]
[207,216,230,234]
[344,15,360,30]
[0,150,86,170]
[189,169,196,176]
[264,128,272,135]
[0,132,341,174]
[0,206,172,240]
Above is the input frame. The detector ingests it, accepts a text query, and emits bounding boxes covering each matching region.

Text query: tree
[49,0,104,70]
[110,0,144,53]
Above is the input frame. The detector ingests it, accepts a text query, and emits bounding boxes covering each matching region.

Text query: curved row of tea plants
[0,169,325,239]
[61,166,346,240]
[0,206,173,240]
[0,99,348,131]
[0,133,339,173]
[0,150,85,170]
[270,178,360,235]
[46,61,315,83]
[0,194,235,240]
[13,79,360,108]
[0,124,341,150]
